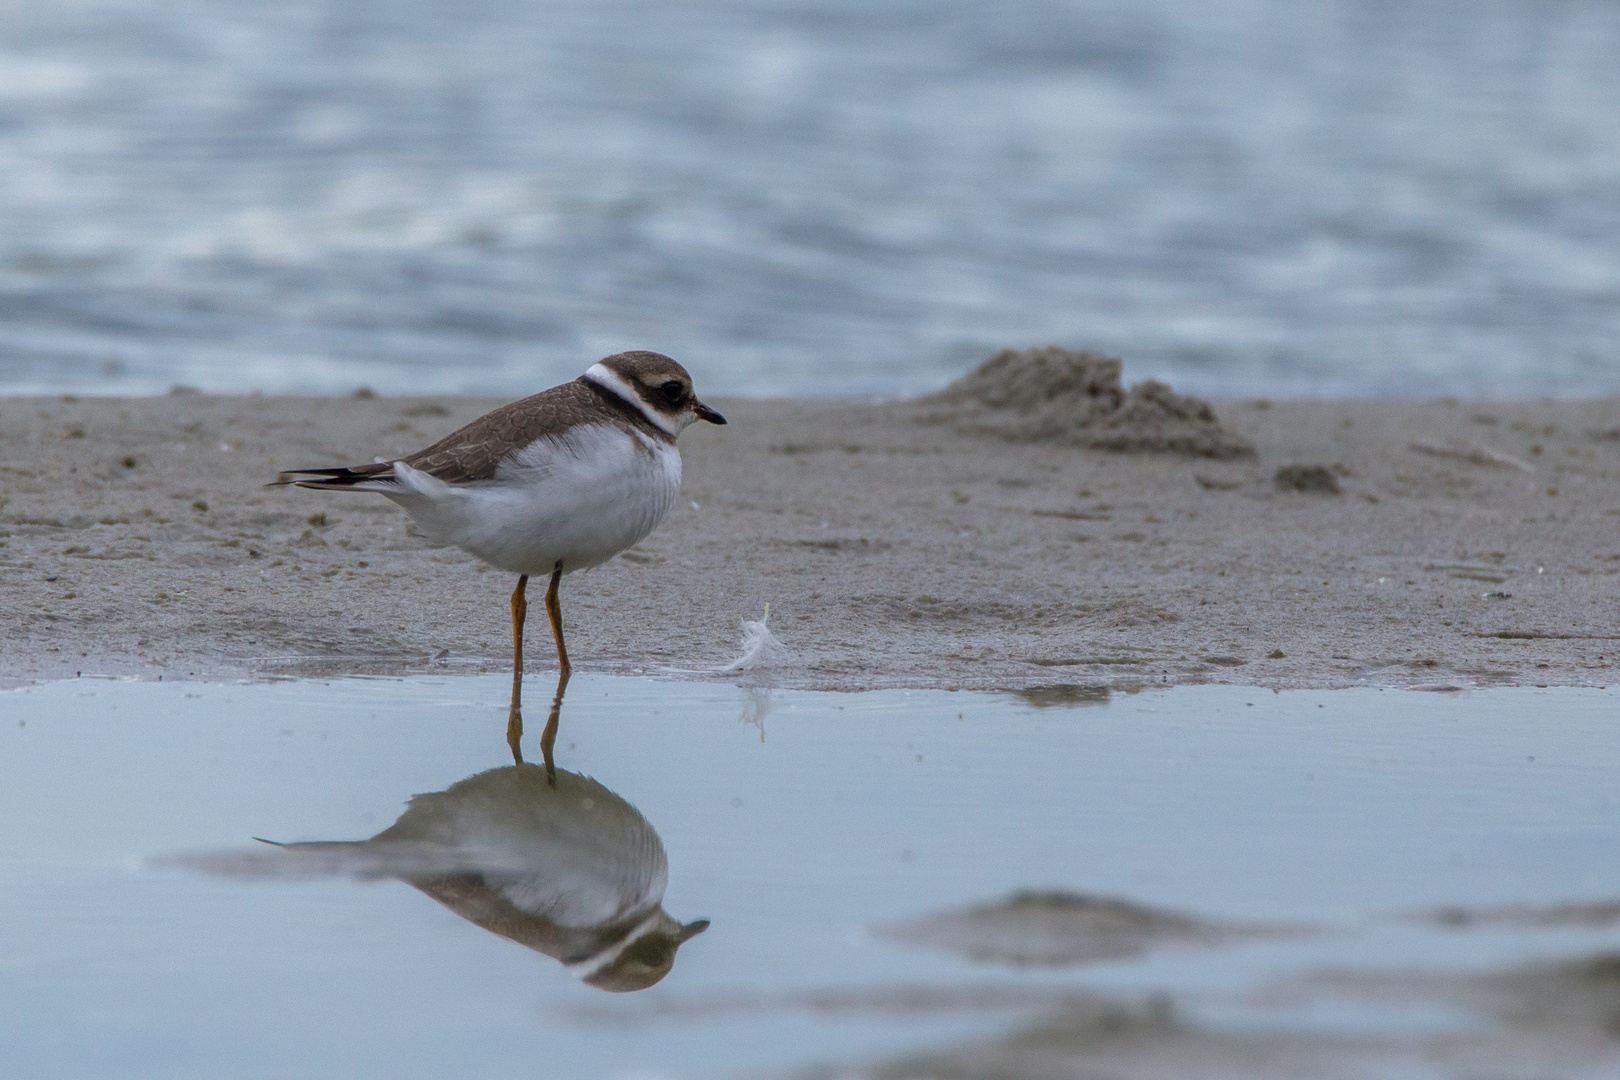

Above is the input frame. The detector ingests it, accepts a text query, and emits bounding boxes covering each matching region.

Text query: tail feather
[269,464,399,490]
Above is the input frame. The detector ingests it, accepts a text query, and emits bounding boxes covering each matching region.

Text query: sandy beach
[3,385,1619,691]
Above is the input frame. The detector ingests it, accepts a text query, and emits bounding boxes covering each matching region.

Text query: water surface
[1,1,1618,399]
[3,676,1620,1077]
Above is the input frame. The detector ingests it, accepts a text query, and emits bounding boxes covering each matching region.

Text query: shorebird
[274,351,726,697]
[256,763,710,991]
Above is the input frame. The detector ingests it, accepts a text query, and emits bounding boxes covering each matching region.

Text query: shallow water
[3,676,1620,1078]
[1,1,1619,400]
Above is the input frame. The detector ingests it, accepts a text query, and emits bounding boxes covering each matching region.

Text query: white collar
[583,363,679,437]
[563,909,666,980]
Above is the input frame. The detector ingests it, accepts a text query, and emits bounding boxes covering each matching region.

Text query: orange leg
[544,563,570,673]
[506,705,524,764]
[540,667,570,782]
[511,573,530,677]
[506,574,529,764]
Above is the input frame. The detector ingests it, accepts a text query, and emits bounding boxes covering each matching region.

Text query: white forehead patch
[583,362,678,436]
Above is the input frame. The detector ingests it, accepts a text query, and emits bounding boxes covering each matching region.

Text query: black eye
[659,380,684,403]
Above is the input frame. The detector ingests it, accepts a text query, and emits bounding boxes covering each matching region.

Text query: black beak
[692,400,727,425]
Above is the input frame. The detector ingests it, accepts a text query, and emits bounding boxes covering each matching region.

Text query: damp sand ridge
[3,391,1619,690]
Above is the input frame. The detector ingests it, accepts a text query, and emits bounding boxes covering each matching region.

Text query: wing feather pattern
[271,379,665,491]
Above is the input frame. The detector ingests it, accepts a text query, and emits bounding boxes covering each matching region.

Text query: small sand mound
[1274,464,1341,494]
[918,346,1253,459]
[876,890,1224,967]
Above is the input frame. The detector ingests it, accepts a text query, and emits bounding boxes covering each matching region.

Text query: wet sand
[3,392,1619,690]
[568,891,1620,1080]
[784,955,1620,1080]
[588,893,1620,1080]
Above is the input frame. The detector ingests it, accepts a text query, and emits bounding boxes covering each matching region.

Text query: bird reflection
[180,671,708,992]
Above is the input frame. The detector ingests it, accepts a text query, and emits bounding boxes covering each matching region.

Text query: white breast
[414,771,669,930]
[383,423,682,576]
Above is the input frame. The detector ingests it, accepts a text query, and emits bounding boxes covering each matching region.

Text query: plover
[274,351,726,684]
[258,763,709,991]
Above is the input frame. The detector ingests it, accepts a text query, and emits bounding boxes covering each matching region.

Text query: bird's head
[578,910,711,992]
[583,351,727,436]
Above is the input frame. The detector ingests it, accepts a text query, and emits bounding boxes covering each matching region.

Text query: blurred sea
[0,0,1617,400]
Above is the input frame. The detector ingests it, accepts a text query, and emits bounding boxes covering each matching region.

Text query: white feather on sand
[718,605,791,673]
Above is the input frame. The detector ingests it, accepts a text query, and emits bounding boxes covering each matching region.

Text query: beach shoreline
[3,391,1618,692]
